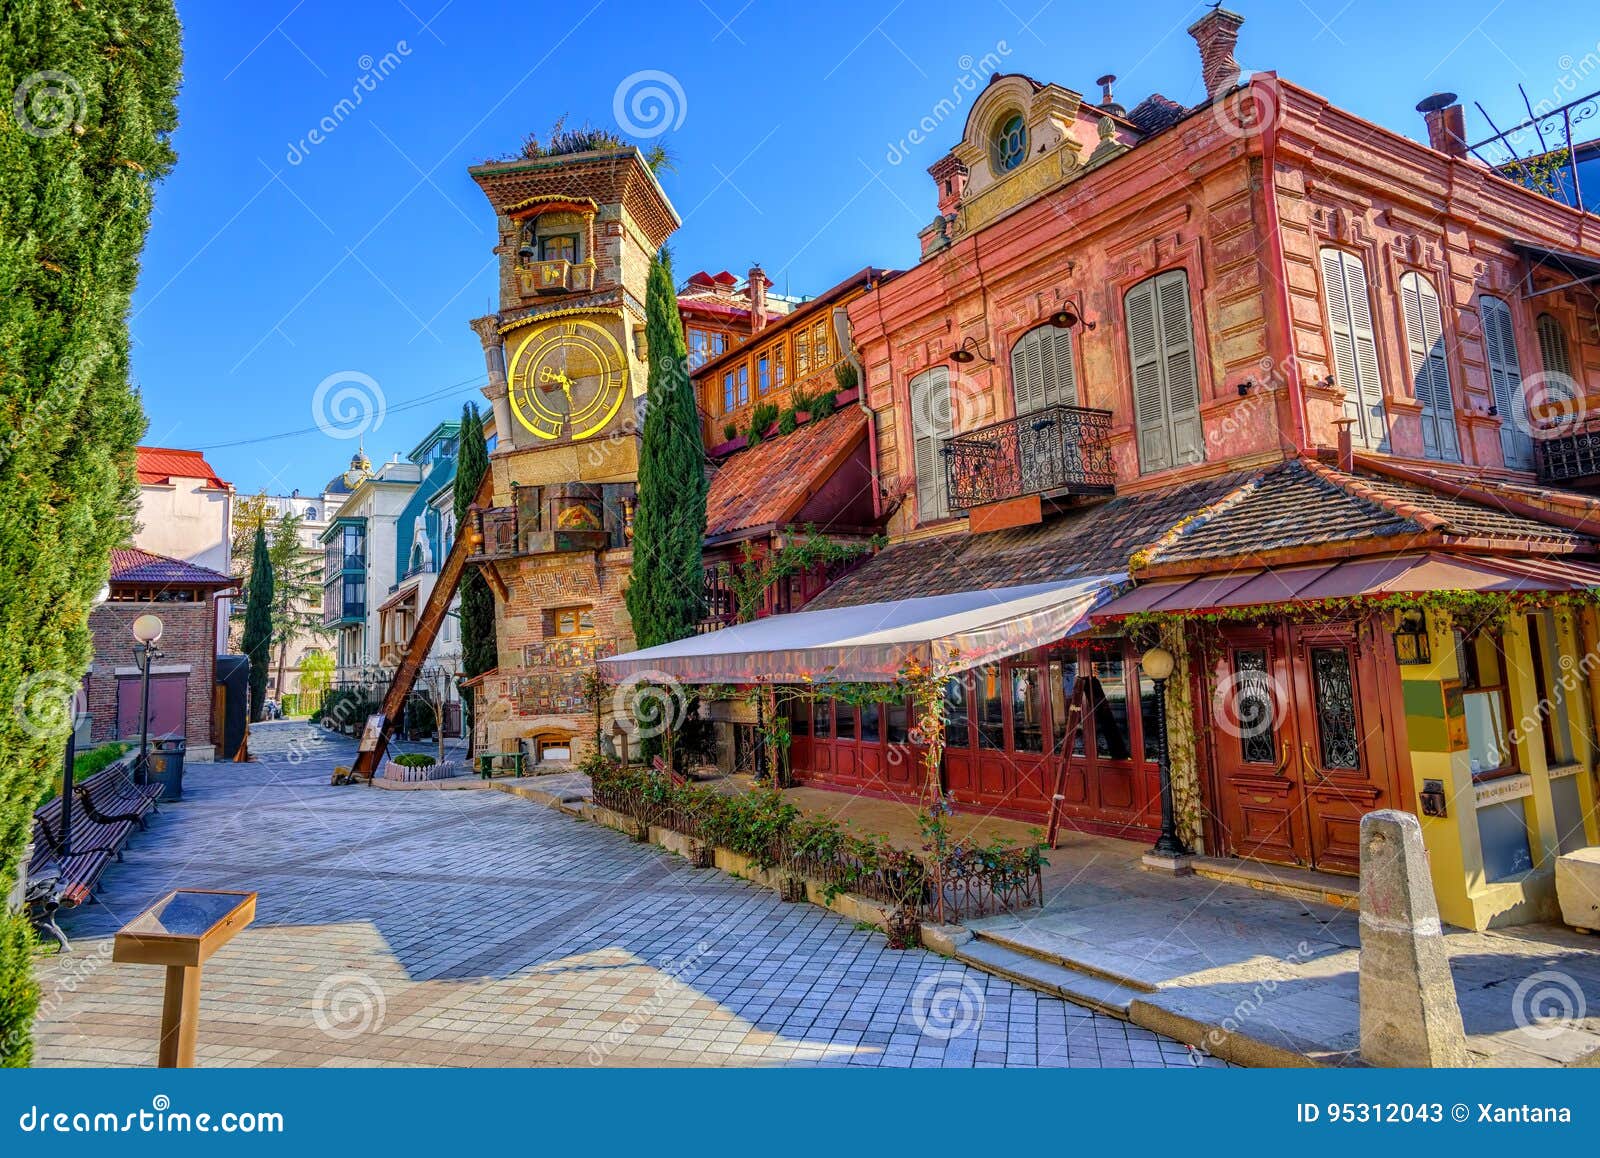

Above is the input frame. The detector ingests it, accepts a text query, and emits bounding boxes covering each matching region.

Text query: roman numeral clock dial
[507,318,629,441]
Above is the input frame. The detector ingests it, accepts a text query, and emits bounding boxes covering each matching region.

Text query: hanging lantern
[1393,610,1432,666]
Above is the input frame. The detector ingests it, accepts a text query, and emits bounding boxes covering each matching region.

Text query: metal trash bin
[144,735,187,801]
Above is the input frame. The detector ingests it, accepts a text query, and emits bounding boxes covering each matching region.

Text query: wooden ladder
[352,474,492,778]
[1044,681,1093,849]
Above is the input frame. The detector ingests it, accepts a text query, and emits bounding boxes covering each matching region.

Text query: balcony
[1535,419,1600,485]
[513,259,596,297]
[322,597,365,629]
[468,483,633,562]
[943,403,1115,511]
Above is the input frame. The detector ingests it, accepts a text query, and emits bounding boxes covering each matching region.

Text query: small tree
[455,403,497,751]
[241,525,275,722]
[299,649,335,706]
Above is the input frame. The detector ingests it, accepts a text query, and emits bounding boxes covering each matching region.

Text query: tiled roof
[704,408,868,540]
[136,447,229,490]
[808,471,1252,610]
[1127,93,1188,135]
[1149,459,1586,567]
[110,547,234,588]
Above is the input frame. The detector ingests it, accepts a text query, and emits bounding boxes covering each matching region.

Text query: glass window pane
[1139,667,1163,762]
[1011,665,1044,753]
[1463,689,1510,775]
[976,668,1004,750]
[943,677,969,749]
[1049,656,1082,755]
[860,703,881,743]
[887,700,910,745]
[790,698,810,737]
[1232,648,1276,765]
[1086,646,1130,760]
[834,702,857,741]
[812,698,832,738]
[1309,646,1361,770]
[1478,797,1534,881]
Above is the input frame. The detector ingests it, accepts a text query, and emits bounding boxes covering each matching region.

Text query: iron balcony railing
[942,403,1115,510]
[1534,419,1600,483]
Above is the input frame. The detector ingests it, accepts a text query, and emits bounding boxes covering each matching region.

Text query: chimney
[1333,417,1355,471]
[1095,74,1125,118]
[1188,7,1245,100]
[748,264,769,334]
[1416,93,1467,158]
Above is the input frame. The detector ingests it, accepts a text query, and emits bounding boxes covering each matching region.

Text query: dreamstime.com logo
[910,970,986,1041]
[613,70,687,138]
[612,670,689,742]
[312,972,388,1040]
[1511,970,1587,1041]
[12,70,85,138]
[18,1095,284,1135]
[1210,667,1286,745]
[311,370,386,440]
[1520,370,1588,440]
[12,671,78,739]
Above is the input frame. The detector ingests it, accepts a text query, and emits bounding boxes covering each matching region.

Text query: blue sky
[134,0,1596,494]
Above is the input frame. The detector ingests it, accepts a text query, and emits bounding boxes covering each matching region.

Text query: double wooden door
[1208,621,1401,875]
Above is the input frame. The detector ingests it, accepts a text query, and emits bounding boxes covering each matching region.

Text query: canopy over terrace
[600,573,1124,684]
[1091,552,1600,620]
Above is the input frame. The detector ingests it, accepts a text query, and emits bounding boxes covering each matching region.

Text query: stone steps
[954,938,1151,1018]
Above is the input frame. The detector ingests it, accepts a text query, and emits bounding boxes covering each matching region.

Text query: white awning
[599,573,1124,683]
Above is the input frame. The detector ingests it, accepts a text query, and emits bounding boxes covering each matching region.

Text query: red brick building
[86,548,234,762]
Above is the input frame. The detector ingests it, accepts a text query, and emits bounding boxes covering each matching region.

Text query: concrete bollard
[1358,809,1469,1067]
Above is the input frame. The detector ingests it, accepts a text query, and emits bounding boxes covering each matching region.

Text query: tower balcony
[467,482,634,561]
[513,259,596,297]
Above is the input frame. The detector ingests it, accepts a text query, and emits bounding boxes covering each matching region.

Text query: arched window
[993,113,1027,172]
[1319,247,1388,452]
[1480,295,1530,468]
[909,367,953,524]
[1398,271,1460,462]
[1009,324,1077,415]
[1125,270,1204,473]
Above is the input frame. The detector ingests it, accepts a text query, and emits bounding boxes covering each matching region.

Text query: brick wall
[87,600,217,750]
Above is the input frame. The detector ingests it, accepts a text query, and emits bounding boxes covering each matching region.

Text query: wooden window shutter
[1399,272,1460,462]
[1320,247,1388,450]
[911,367,952,523]
[1010,324,1077,415]
[1126,270,1204,473]
[1481,295,1531,468]
[1537,313,1573,380]
[1155,270,1203,465]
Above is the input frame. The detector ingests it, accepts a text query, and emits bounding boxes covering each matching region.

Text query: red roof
[136,446,230,490]
[109,547,234,589]
[704,408,868,539]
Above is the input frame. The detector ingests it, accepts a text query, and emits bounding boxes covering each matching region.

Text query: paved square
[30,728,1218,1068]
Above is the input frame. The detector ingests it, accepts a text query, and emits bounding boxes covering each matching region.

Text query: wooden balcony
[467,483,633,562]
[513,259,596,297]
[943,403,1115,511]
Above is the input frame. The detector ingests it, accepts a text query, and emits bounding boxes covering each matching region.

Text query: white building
[257,483,348,702]
[134,446,234,650]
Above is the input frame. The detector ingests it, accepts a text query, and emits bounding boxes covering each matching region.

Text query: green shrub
[776,409,798,436]
[811,389,839,419]
[394,753,437,768]
[745,401,779,446]
[722,421,738,443]
[833,361,859,394]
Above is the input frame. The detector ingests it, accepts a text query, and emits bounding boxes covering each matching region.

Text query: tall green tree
[0,0,181,1065]
[625,249,707,649]
[241,525,274,722]
[454,402,496,751]
[230,493,330,692]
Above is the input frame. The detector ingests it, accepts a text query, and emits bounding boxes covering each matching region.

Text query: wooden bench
[27,758,161,949]
[476,751,526,779]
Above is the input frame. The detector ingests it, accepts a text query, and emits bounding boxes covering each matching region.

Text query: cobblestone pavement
[32,728,1219,1068]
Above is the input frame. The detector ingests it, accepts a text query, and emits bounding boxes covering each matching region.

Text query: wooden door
[1209,629,1308,867]
[1288,623,1396,875]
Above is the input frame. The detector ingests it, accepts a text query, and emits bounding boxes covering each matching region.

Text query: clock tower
[465,145,681,761]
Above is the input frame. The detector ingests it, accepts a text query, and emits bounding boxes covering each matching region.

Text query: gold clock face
[507,318,628,441]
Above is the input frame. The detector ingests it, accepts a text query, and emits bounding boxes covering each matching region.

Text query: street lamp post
[1140,645,1190,860]
[132,613,165,781]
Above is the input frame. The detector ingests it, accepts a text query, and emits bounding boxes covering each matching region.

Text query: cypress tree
[625,249,707,650]
[0,0,181,1065]
[241,524,274,722]
[454,402,496,751]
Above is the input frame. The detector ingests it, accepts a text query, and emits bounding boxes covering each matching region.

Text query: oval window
[994,114,1027,172]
